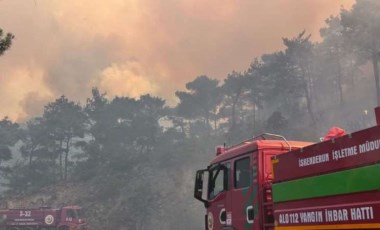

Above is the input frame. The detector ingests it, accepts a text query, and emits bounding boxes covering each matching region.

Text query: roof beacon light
[215,146,225,156]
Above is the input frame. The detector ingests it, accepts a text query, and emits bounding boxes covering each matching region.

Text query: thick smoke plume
[0,0,354,121]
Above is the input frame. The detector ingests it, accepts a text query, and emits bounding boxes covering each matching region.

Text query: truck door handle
[246,205,254,223]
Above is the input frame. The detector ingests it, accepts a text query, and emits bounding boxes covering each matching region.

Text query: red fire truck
[0,206,90,230]
[194,107,380,230]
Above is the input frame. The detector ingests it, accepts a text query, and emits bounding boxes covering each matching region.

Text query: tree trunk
[231,101,236,131]
[252,104,256,131]
[336,55,344,105]
[29,150,33,168]
[179,119,185,136]
[214,116,217,135]
[59,141,63,180]
[372,53,380,106]
[301,68,315,123]
[205,110,211,135]
[304,87,314,122]
[230,98,237,137]
[350,58,355,88]
[64,140,70,180]
[337,68,344,105]
[29,145,35,168]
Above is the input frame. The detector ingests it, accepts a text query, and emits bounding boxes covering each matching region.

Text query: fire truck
[0,205,90,230]
[194,107,380,230]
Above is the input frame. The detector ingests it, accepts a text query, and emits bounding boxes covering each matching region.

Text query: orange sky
[0,0,355,121]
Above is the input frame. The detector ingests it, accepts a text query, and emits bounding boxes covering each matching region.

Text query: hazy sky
[0,0,354,121]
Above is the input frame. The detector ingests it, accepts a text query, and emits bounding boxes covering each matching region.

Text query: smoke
[95,62,159,98]
[0,0,354,121]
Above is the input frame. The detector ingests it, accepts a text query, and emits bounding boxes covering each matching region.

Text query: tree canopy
[0,28,14,56]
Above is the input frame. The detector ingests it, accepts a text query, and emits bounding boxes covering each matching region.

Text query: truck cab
[59,206,88,229]
[194,134,312,230]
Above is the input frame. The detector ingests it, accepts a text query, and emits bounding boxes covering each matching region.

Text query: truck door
[230,152,259,230]
[207,162,231,230]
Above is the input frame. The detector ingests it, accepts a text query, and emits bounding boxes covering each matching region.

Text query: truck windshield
[76,209,84,219]
[67,209,84,219]
[208,163,229,200]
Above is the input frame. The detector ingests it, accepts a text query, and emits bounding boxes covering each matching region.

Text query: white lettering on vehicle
[298,138,380,168]
[19,211,31,217]
[277,206,375,225]
[300,211,323,223]
[299,154,329,167]
[350,207,374,221]
[332,146,358,161]
[325,209,349,222]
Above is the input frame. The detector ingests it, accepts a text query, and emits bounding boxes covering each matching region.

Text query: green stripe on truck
[272,163,380,202]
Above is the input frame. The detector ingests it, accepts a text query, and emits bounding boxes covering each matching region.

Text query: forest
[0,1,380,229]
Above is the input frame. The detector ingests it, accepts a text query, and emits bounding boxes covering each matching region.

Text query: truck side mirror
[194,169,209,204]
